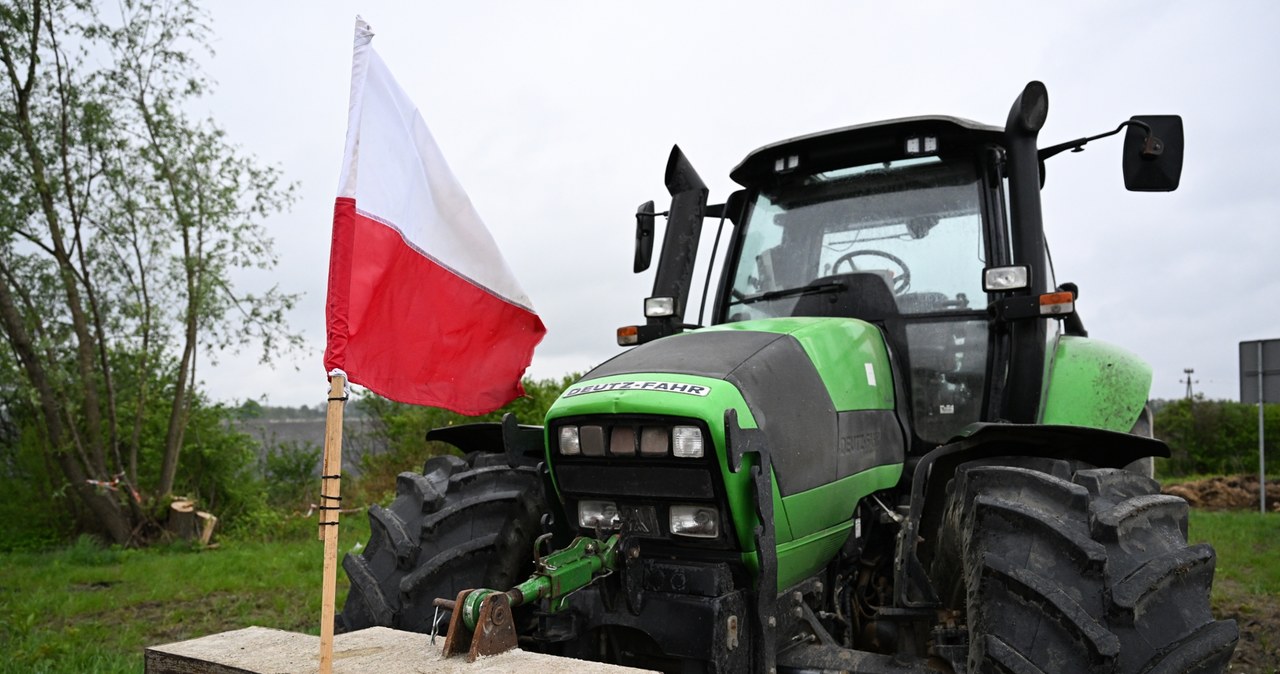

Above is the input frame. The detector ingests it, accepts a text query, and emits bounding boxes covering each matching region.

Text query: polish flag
[324,17,545,415]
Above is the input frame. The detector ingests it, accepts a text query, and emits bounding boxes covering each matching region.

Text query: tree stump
[166,499,218,545]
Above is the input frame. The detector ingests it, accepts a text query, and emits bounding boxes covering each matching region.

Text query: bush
[263,440,322,510]
[1154,397,1279,476]
[348,374,578,505]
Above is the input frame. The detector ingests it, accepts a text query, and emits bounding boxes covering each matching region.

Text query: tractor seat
[791,272,899,323]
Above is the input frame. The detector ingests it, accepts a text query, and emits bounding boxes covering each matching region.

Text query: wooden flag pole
[319,372,348,674]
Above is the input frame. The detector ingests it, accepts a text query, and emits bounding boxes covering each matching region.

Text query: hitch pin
[430,597,457,645]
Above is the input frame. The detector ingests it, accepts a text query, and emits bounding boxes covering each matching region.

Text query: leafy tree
[0,0,296,544]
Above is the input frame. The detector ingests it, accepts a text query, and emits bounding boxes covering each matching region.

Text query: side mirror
[1123,115,1183,191]
[634,200,655,273]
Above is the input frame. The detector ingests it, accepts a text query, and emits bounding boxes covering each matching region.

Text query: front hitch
[436,534,621,661]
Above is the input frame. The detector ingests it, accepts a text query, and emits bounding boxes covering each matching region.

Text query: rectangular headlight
[640,426,668,456]
[983,265,1030,291]
[610,426,636,455]
[558,426,580,455]
[672,426,703,458]
[579,500,620,531]
[580,425,606,456]
[669,505,718,538]
[644,297,675,317]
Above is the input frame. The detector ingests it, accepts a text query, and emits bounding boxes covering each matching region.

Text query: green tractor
[340,82,1239,673]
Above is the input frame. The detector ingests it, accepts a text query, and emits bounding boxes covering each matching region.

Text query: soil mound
[1162,474,1280,511]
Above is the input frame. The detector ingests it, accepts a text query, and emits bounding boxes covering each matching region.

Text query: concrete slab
[145,626,652,674]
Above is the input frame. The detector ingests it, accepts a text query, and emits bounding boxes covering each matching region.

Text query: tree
[0,0,296,544]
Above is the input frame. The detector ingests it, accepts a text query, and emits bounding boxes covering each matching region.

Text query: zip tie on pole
[327,368,351,402]
[305,504,364,517]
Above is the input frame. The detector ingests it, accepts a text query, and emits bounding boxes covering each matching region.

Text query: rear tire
[933,459,1238,673]
[339,452,544,633]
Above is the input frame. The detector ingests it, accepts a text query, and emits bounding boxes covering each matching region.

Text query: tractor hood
[547,317,905,497]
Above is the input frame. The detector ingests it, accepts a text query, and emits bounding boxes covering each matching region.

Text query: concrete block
[145,625,652,673]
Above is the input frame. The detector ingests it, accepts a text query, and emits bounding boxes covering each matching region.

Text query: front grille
[549,414,733,550]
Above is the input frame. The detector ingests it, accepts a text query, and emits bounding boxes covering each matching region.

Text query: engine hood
[548,317,903,497]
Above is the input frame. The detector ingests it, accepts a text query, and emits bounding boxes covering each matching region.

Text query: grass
[0,514,371,674]
[1188,509,1280,672]
[1189,510,1280,598]
[0,508,1272,673]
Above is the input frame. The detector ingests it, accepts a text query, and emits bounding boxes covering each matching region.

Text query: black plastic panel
[556,464,715,499]
[581,329,847,496]
[836,409,906,475]
[585,330,783,381]
[721,337,837,496]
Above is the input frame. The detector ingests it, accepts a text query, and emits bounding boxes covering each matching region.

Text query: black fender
[893,423,1171,607]
[426,414,574,546]
[425,413,545,469]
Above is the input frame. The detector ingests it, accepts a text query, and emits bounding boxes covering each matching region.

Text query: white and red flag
[324,17,545,415]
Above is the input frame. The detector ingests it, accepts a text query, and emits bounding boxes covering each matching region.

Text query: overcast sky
[192,1,1280,409]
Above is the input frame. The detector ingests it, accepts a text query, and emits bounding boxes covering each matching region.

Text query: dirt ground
[1163,476,1279,672]
[1212,582,1280,674]
[1162,474,1280,512]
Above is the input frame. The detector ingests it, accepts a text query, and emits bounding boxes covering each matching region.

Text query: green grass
[1189,509,1280,599]
[1188,509,1280,672]
[0,515,371,674]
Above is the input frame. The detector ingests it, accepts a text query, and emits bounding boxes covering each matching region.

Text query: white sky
[194,1,1280,409]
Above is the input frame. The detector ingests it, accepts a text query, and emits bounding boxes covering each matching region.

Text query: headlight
[983,265,1030,291]
[610,426,636,455]
[580,425,606,456]
[639,426,668,456]
[669,504,718,538]
[579,500,620,530]
[672,426,703,458]
[558,426,580,455]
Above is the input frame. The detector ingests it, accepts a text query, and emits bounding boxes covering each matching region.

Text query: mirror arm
[1038,119,1154,161]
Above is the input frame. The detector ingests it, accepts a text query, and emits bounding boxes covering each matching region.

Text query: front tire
[933,459,1238,673]
[339,452,544,633]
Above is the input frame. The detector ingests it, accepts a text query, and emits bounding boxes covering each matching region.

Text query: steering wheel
[831,249,911,294]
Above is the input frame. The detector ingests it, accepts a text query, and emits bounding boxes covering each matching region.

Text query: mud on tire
[339,452,544,633]
[932,459,1238,673]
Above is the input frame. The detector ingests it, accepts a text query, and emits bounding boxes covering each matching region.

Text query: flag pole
[319,371,348,674]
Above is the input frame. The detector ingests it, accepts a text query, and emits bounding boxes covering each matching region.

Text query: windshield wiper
[732,281,845,306]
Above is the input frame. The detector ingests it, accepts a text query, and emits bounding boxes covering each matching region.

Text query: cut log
[197,510,219,546]
[166,499,218,545]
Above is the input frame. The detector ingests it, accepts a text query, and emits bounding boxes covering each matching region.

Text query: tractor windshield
[726,157,986,317]
[723,156,991,445]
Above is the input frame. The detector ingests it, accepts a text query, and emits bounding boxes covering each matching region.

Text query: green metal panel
[702,318,896,411]
[776,520,855,591]
[1039,335,1152,432]
[779,463,902,540]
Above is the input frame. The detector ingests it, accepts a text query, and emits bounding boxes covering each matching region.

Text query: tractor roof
[730,115,1004,188]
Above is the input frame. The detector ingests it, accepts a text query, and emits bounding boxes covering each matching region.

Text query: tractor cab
[717,117,1005,447]
[625,90,1183,453]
